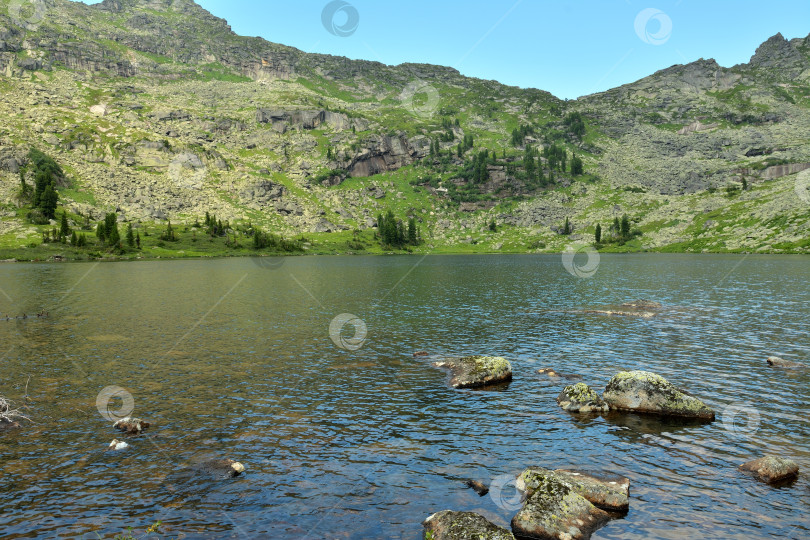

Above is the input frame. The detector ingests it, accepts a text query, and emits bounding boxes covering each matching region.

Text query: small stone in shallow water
[766,356,807,369]
[413,350,430,357]
[113,417,151,434]
[739,455,799,484]
[107,439,129,451]
[463,478,489,496]
[197,458,245,478]
[423,510,515,540]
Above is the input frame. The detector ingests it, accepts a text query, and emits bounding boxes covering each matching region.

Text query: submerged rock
[538,368,583,380]
[433,356,512,389]
[413,350,430,357]
[739,455,799,484]
[576,299,664,319]
[602,371,715,420]
[511,467,626,540]
[113,417,151,434]
[766,356,807,369]
[0,418,21,431]
[423,510,515,540]
[620,299,662,309]
[557,383,609,413]
[196,458,245,478]
[463,478,489,496]
[516,468,630,514]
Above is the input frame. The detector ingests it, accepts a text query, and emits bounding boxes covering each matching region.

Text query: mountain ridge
[0,0,809,260]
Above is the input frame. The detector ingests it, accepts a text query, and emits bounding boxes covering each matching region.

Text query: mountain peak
[749,32,808,74]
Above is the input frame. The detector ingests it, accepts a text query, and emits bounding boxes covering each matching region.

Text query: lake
[0,254,808,539]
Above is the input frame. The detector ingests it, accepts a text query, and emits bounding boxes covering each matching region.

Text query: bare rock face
[602,371,715,420]
[512,467,629,540]
[557,383,609,414]
[766,356,807,369]
[739,455,799,485]
[432,356,512,389]
[423,510,515,540]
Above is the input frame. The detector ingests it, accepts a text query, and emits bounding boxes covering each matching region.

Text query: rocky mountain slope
[1,0,809,257]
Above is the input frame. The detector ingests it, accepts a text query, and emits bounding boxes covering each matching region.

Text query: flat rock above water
[432,355,512,389]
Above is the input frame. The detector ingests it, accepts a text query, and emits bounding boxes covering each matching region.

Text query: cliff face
[0,0,809,253]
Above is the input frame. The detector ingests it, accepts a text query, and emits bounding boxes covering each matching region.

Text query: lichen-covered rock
[602,371,715,420]
[766,356,807,369]
[511,470,615,540]
[739,455,799,484]
[113,416,151,434]
[433,356,512,389]
[423,510,515,540]
[557,383,609,413]
[516,468,630,513]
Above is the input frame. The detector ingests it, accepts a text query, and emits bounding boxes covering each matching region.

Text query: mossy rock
[602,371,715,420]
[739,455,799,485]
[557,383,609,413]
[516,467,630,513]
[422,510,515,540]
[433,355,512,389]
[511,471,614,540]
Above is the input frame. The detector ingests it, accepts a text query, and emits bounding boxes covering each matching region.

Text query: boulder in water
[602,371,715,420]
[557,383,610,413]
[766,356,806,369]
[113,417,151,434]
[107,439,129,451]
[433,356,512,389]
[539,368,582,380]
[423,510,515,540]
[511,467,628,540]
[739,455,799,484]
[463,478,489,496]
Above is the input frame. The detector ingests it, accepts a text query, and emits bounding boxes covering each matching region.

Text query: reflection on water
[0,254,808,539]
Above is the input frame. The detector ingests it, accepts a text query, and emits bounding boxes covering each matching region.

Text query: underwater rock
[766,356,806,369]
[196,458,246,478]
[602,371,715,420]
[463,478,489,496]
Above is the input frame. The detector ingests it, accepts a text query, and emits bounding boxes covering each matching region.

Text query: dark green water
[0,254,808,539]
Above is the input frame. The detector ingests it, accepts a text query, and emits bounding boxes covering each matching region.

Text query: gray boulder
[602,371,715,420]
[423,510,514,540]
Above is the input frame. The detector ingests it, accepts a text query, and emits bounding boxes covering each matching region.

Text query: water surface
[0,254,808,539]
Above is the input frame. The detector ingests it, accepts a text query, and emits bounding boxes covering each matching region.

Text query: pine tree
[96,222,106,242]
[126,223,135,247]
[136,231,141,249]
[563,217,571,235]
[595,223,602,243]
[108,222,120,247]
[60,211,70,237]
[70,231,78,246]
[407,217,417,245]
[489,219,497,232]
[40,184,58,219]
[620,214,630,240]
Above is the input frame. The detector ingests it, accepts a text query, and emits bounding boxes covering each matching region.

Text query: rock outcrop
[602,371,715,420]
[432,356,512,389]
[739,455,799,485]
[423,510,515,540]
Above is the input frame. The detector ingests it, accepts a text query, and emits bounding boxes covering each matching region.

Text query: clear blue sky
[80,0,810,99]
